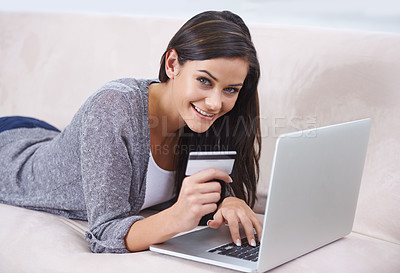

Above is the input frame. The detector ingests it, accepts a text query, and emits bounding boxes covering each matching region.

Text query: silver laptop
[150,118,371,272]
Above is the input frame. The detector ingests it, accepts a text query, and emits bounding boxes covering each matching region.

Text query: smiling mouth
[192,104,216,118]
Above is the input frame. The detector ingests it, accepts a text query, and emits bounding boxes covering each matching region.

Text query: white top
[141,152,176,210]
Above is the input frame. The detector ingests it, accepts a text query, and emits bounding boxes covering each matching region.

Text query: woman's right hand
[167,168,232,233]
[125,168,232,252]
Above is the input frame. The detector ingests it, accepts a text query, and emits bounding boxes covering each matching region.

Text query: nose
[205,90,222,112]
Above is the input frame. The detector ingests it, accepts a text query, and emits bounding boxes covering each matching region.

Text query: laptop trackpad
[155,225,234,255]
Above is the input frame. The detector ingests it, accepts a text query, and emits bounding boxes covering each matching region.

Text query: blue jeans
[0,116,61,133]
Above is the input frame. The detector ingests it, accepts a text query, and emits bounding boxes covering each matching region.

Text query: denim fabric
[0,116,60,133]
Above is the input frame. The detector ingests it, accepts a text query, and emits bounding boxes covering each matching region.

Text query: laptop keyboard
[208,237,260,262]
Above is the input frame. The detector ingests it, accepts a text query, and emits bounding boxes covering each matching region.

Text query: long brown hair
[159,11,261,208]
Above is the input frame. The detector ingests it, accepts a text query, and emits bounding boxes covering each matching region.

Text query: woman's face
[171,57,248,133]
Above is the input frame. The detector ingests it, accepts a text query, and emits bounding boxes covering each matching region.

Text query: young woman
[0,10,262,253]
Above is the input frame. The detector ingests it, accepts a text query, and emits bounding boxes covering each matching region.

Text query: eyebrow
[198,70,243,87]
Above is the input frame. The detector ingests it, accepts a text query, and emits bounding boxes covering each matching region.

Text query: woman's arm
[124,207,178,251]
[125,168,232,252]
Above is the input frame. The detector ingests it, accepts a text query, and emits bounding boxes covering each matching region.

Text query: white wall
[0,0,399,33]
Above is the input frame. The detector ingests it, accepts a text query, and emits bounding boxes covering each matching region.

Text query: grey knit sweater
[0,78,156,253]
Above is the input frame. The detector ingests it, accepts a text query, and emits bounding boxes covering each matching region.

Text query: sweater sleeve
[80,89,146,253]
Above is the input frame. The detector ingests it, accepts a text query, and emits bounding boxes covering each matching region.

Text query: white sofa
[1,12,399,273]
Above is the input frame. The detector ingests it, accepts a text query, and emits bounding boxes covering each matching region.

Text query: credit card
[185,151,236,176]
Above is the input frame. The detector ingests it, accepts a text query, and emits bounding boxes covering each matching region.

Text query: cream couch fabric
[0,12,399,272]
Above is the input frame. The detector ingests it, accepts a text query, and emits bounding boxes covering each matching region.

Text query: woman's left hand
[207,197,263,247]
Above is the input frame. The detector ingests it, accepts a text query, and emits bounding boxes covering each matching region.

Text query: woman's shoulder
[69,78,158,131]
[82,78,154,109]
[76,78,157,126]
[97,78,158,95]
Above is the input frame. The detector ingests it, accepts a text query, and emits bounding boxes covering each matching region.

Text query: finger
[200,203,218,216]
[253,215,264,242]
[243,212,263,242]
[189,168,232,185]
[197,181,221,194]
[239,215,257,247]
[180,180,220,197]
[226,217,242,247]
[207,210,224,229]
[197,192,221,205]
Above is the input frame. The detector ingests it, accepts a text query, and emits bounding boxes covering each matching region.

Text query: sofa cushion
[1,203,399,273]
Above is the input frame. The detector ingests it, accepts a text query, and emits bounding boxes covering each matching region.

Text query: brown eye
[224,87,239,94]
[198,77,211,86]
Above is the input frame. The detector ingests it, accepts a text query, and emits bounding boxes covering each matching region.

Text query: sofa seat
[1,203,399,273]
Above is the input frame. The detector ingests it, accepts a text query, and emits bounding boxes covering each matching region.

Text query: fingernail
[236,239,241,247]
[251,239,256,247]
[207,220,212,226]
[229,176,233,183]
